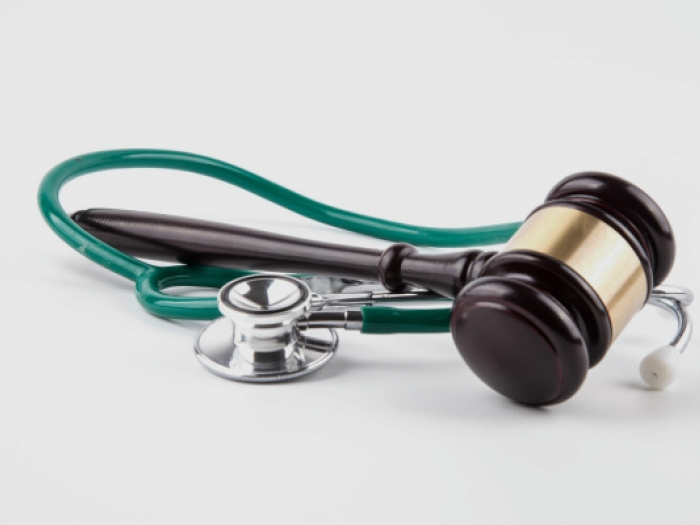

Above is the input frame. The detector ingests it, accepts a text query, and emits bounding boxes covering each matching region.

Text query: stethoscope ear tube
[640,286,693,389]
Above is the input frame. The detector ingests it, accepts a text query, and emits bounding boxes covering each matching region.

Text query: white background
[1,1,699,524]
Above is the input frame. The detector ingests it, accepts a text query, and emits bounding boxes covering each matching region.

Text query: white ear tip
[640,345,681,389]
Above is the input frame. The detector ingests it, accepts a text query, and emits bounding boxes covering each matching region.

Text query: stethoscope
[39,149,693,405]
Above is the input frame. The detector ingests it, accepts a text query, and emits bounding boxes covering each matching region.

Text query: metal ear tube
[39,149,694,406]
[639,286,693,389]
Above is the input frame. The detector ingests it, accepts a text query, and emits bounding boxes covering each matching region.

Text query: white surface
[1,1,700,524]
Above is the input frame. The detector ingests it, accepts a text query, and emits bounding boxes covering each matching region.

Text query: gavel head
[450,173,675,405]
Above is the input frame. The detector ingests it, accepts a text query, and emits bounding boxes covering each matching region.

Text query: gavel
[73,172,676,405]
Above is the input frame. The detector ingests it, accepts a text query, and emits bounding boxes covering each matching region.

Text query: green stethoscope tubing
[38,149,521,333]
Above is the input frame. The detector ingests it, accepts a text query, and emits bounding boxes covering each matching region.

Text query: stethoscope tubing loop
[38,149,519,323]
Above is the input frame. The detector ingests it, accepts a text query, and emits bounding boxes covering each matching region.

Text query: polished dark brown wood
[546,172,675,286]
[451,277,589,405]
[72,209,490,298]
[482,251,612,368]
[449,171,676,404]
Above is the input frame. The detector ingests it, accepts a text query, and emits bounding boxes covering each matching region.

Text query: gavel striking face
[73,172,675,405]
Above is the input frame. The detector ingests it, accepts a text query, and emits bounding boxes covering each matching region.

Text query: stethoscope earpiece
[640,346,681,390]
[639,286,693,389]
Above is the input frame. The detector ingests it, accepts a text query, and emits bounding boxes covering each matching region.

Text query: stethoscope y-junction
[39,149,693,405]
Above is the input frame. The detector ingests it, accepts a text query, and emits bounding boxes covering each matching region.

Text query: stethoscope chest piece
[194,275,338,382]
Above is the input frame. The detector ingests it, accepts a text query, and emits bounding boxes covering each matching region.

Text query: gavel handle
[72,209,495,298]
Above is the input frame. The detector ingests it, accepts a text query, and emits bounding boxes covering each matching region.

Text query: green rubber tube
[361,307,452,333]
[38,149,520,326]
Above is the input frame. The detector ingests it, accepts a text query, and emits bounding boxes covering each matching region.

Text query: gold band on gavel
[503,206,648,340]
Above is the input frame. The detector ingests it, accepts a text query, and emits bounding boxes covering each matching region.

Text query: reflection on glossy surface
[225,277,303,312]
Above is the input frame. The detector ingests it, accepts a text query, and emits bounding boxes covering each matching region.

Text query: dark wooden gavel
[73,172,675,405]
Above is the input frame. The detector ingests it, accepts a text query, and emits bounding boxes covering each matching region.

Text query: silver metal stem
[303,276,444,307]
[313,289,443,308]
[651,285,694,307]
[298,310,364,331]
[648,286,694,354]
[304,277,443,330]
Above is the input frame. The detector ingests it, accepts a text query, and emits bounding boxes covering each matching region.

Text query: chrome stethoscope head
[195,274,693,388]
[194,275,339,383]
[195,274,442,382]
